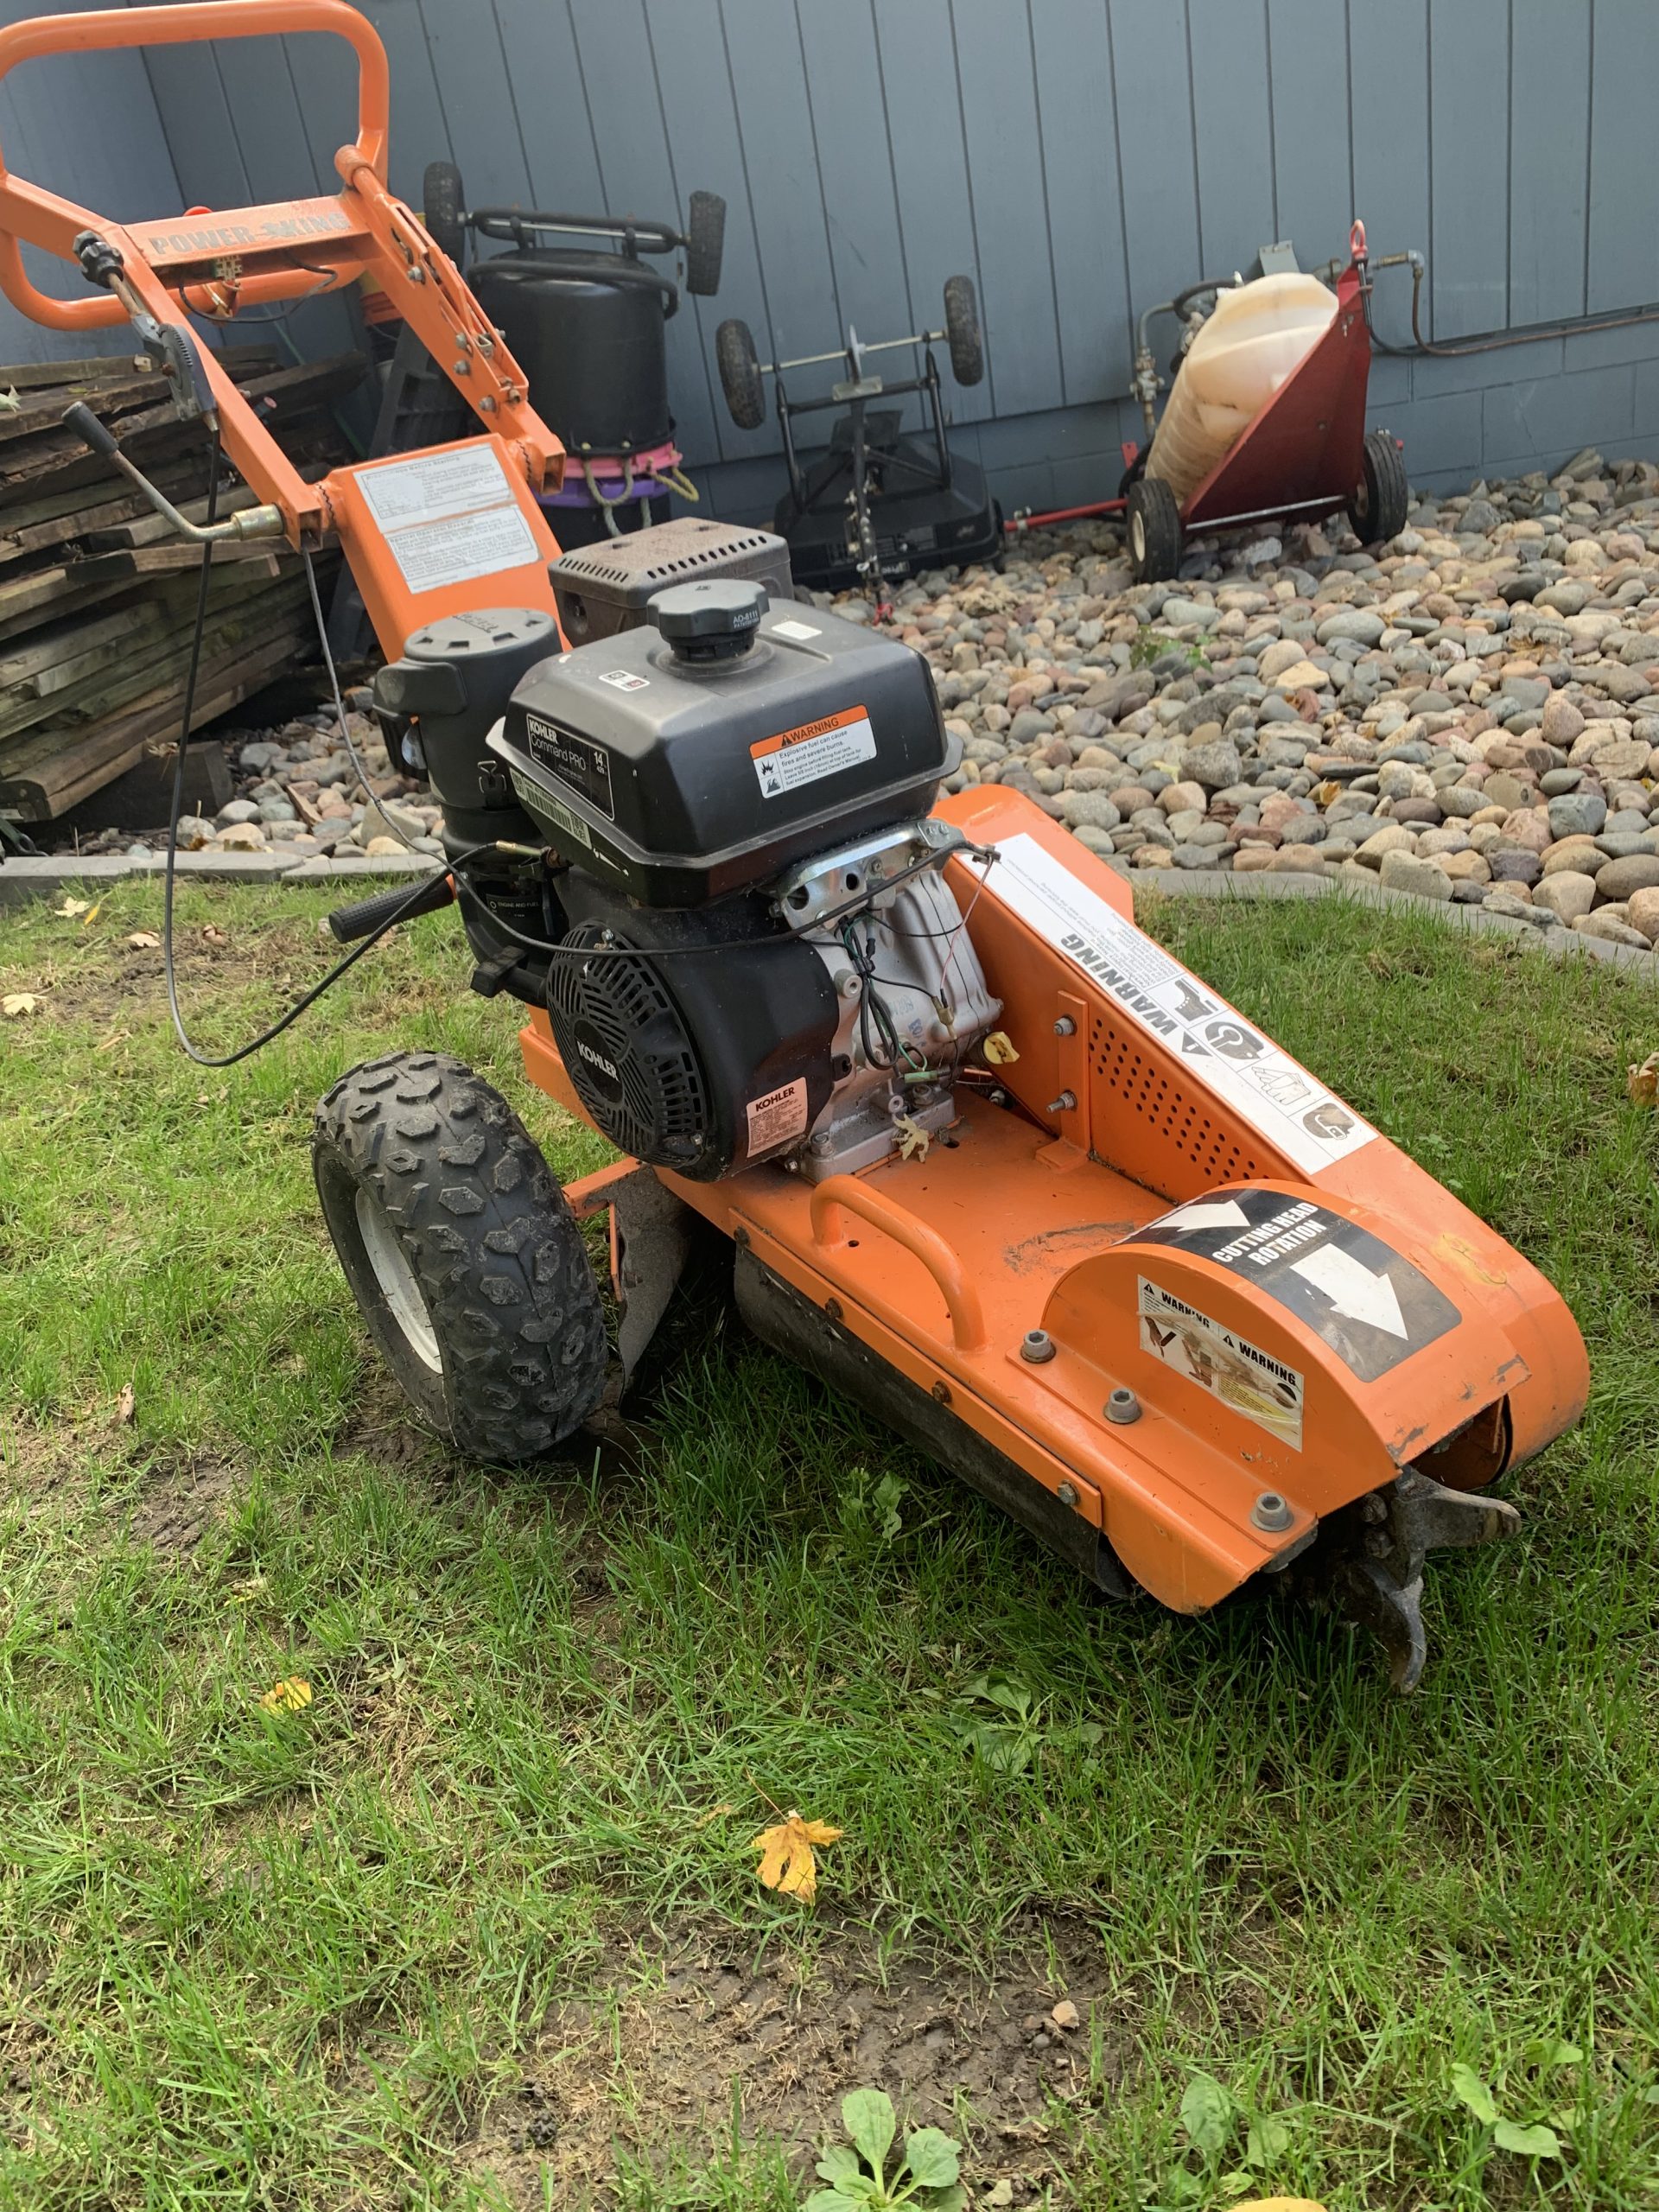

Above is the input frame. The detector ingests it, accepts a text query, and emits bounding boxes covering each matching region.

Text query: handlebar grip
[327,869,454,944]
[62,402,118,460]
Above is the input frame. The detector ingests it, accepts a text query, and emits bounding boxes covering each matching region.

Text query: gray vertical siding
[2,1,1656,513]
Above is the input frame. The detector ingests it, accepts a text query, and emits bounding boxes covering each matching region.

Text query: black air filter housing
[491,584,955,907]
[550,517,794,645]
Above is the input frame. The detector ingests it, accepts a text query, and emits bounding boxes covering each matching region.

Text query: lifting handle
[808,1174,988,1352]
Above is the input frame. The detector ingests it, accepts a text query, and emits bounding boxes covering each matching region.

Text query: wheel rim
[1131,511,1146,563]
[354,1187,442,1373]
[1354,475,1372,521]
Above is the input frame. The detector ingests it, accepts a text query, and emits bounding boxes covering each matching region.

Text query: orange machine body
[0,0,565,659]
[526,785,1588,1617]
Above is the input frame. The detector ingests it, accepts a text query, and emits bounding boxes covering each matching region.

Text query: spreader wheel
[1127,474,1183,582]
[1349,429,1409,545]
[313,1052,607,1461]
[943,273,984,387]
[421,160,466,264]
[716,317,766,429]
[683,189,726,296]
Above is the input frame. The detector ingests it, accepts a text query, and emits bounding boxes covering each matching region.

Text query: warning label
[982,834,1377,1177]
[746,1077,809,1154]
[751,705,876,798]
[1130,1189,1462,1383]
[1138,1276,1305,1449]
[355,443,539,595]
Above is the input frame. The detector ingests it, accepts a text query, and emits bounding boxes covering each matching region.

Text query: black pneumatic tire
[422,160,467,264]
[684,189,726,296]
[943,273,983,387]
[313,1052,608,1461]
[1127,474,1183,582]
[716,317,766,429]
[1349,428,1409,545]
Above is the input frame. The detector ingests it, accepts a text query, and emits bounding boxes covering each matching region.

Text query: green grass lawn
[2,876,1657,2212]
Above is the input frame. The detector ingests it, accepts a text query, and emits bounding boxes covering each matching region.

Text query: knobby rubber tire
[313,1052,607,1460]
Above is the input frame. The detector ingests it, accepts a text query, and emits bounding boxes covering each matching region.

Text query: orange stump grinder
[1,3,1588,1688]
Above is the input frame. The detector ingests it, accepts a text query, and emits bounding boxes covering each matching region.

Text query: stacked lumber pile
[0,346,364,822]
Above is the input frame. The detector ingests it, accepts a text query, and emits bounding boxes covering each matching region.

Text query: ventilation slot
[1090,1015,1266,1183]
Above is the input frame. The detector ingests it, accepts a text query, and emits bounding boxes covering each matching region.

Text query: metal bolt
[1105,1387,1141,1425]
[1053,1015,1077,1036]
[824,1297,842,1322]
[1058,1480,1079,1508]
[733,1226,750,1249]
[1365,1528,1392,1557]
[1359,1491,1389,1523]
[809,1132,832,1156]
[452,357,470,375]
[1020,1328,1057,1364]
[931,1380,951,1405]
[1046,1090,1077,1115]
[1250,1491,1295,1532]
[404,265,426,284]
[479,395,498,414]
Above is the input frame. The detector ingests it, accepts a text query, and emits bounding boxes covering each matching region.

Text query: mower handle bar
[468,207,684,255]
[768,329,944,376]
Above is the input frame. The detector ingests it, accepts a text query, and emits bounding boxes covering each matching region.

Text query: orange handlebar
[0,2,389,182]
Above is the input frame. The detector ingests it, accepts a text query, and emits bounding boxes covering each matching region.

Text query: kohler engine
[392,575,1001,1183]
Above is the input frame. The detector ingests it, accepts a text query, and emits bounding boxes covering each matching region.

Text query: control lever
[60,402,285,544]
[73,227,218,422]
[327,871,456,944]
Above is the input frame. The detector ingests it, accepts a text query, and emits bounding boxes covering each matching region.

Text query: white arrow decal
[1161,1198,1251,1233]
[1289,1243,1408,1338]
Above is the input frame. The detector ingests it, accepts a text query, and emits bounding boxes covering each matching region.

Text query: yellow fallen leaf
[982,1028,1020,1065]
[2,992,39,1018]
[751,1808,842,1904]
[79,902,101,929]
[1627,1050,1659,1106]
[128,931,161,950]
[115,1382,136,1426]
[54,897,90,918]
[259,1676,313,1715]
[894,1113,931,1162]
[200,923,228,947]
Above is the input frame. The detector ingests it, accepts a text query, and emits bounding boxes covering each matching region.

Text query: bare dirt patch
[121,1452,236,1556]
[463,1916,1129,2204]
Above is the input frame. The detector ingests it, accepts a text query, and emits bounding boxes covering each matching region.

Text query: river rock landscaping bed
[46,446,1659,957]
[832,444,1659,952]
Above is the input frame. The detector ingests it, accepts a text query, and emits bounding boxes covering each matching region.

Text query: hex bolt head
[1250,1491,1295,1532]
[1058,1480,1079,1507]
[1046,1090,1077,1115]
[1053,1014,1077,1036]
[1105,1387,1141,1425]
[1360,1491,1389,1524]
[1020,1328,1058,1364]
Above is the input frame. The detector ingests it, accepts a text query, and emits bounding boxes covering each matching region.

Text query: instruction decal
[772,617,823,642]
[982,834,1377,1176]
[356,442,539,594]
[509,769,591,851]
[524,715,616,817]
[746,1077,809,1154]
[752,704,877,798]
[1138,1277,1304,1449]
[598,669,650,692]
[1130,1189,1460,1382]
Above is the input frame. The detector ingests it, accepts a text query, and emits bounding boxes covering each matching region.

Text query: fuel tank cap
[647,576,769,661]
